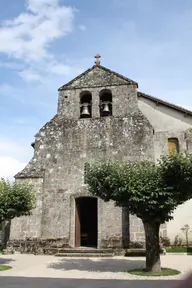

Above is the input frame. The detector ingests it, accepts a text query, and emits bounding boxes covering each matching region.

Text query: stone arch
[79,91,92,119]
[99,89,112,117]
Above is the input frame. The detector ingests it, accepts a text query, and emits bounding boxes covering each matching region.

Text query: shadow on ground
[48,258,145,272]
[0,257,15,265]
[0,277,181,288]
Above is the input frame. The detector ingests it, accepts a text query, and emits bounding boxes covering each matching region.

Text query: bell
[103,102,110,112]
[81,103,90,116]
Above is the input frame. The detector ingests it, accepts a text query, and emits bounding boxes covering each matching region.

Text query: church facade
[8,57,192,253]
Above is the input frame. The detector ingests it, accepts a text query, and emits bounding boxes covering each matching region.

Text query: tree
[0,178,36,223]
[86,153,192,272]
[181,224,190,248]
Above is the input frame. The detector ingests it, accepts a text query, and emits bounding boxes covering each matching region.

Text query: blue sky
[1,0,192,178]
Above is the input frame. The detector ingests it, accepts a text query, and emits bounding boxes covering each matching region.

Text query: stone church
[7,55,192,253]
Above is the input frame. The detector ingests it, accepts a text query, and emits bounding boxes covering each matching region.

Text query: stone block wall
[9,66,158,252]
[9,178,43,240]
[58,85,138,120]
[130,215,167,247]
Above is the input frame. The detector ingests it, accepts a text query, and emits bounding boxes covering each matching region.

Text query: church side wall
[139,97,192,244]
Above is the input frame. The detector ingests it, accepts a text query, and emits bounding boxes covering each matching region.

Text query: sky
[1,0,192,179]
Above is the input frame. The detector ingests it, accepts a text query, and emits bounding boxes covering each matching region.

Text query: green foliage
[160,236,171,247]
[86,153,192,224]
[172,235,183,247]
[181,224,190,247]
[167,247,192,253]
[0,265,12,271]
[167,247,190,253]
[0,178,36,222]
[181,224,190,233]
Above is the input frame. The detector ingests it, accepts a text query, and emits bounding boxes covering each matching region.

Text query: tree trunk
[186,231,189,248]
[143,221,161,272]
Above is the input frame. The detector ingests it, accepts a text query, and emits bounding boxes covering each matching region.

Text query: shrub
[160,236,171,247]
[172,235,183,247]
[129,241,144,249]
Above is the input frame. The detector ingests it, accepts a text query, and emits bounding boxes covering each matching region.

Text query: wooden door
[75,200,81,247]
[168,138,179,155]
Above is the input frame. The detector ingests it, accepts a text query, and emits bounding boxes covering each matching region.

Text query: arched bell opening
[80,91,92,119]
[99,89,112,117]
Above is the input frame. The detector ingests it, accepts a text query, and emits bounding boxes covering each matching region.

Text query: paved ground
[0,277,181,288]
[0,254,191,287]
[0,254,191,279]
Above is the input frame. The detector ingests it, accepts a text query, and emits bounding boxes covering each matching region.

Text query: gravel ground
[0,254,191,280]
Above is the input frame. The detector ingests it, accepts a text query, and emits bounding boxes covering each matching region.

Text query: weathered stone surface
[129,215,167,243]
[15,113,154,179]
[8,63,172,253]
[10,178,43,240]
[58,65,138,91]
[7,238,69,254]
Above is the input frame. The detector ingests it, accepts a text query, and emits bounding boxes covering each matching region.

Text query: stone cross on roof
[94,54,101,66]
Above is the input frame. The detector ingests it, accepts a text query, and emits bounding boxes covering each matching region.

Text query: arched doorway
[75,197,98,248]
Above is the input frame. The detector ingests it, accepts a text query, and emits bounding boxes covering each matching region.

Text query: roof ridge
[58,67,93,91]
[98,65,138,86]
[138,91,192,116]
[58,65,138,91]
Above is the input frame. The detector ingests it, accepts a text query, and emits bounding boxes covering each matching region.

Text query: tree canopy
[0,178,36,223]
[86,153,192,224]
[86,153,192,272]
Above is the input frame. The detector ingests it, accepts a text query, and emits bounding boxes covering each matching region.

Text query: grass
[128,267,180,277]
[0,265,12,271]
[167,247,192,253]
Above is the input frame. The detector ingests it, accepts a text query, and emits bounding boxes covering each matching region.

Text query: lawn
[167,247,192,253]
[128,267,180,277]
[0,265,12,271]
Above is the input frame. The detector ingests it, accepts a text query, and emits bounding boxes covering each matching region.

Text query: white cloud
[0,139,32,180]
[0,156,26,180]
[27,0,61,13]
[0,83,26,103]
[0,138,32,159]
[0,61,24,70]
[18,69,43,82]
[79,24,87,31]
[0,140,25,155]
[0,84,12,95]
[0,0,75,62]
[0,143,26,180]
[46,61,83,76]
[0,0,78,81]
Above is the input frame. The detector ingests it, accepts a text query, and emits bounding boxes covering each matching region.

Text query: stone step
[43,248,114,255]
[57,248,114,253]
[55,252,114,257]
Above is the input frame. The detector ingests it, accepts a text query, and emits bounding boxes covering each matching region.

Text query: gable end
[58,65,138,91]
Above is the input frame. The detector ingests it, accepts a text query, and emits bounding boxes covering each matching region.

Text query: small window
[168,138,179,155]
[84,162,90,184]
[99,89,112,117]
[80,91,92,119]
